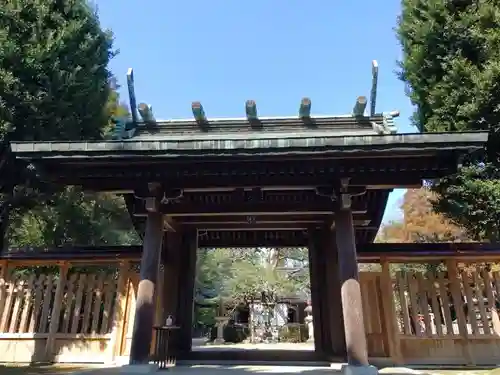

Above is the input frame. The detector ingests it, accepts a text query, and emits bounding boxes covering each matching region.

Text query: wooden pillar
[308,230,330,355]
[336,196,369,366]
[129,195,164,365]
[162,232,181,322]
[324,230,347,359]
[45,262,69,361]
[176,230,197,353]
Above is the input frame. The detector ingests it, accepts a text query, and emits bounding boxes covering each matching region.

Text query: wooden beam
[1,242,500,263]
[183,221,373,231]
[299,97,311,118]
[370,60,378,116]
[126,68,138,124]
[192,101,207,123]
[134,200,368,217]
[138,103,155,123]
[352,96,367,117]
[245,100,258,120]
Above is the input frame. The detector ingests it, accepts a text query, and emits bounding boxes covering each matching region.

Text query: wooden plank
[101,275,116,334]
[45,262,69,361]
[396,271,411,335]
[91,274,105,334]
[39,275,54,333]
[407,273,421,336]
[61,274,77,333]
[473,271,490,335]
[29,275,45,332]
[380,259,402,364]
[461,271,478,334]
[481,269,500,336]
[9,277,23,333]
[18,275,36,333]
[109,261,130,360]
[446,259,473,364]
[0,272,15,332]
[437,271,454,336]
[81,274,96,334]
[71,274,87,334]
[416,273,432,337]
[426,272,443,336]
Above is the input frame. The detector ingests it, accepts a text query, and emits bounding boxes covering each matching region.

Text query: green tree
[396,0,500,240]
[0,0,138,248]
[0,0,114,141]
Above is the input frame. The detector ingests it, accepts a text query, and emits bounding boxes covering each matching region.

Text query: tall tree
[396,0,500,240]
[0,0,114,141]
[377,188,469,243]
[0,0,138,248]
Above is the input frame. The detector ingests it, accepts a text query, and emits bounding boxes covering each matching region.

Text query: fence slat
[396,271,411,335]
[71,274,87,334]
[426,272,443,336]
[82,274,96,334]
[473,271,490,335]
[39,275,54,333]
[18,275,36,333]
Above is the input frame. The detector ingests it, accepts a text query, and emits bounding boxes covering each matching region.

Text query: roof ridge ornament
[127,68,138,125]
[370,60,379,116]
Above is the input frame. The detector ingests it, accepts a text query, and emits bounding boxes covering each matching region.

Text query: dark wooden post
[324,230,347,359]
[335,181,374,371]
[129,192,164,365]
[162,232,181,323]
[176,229,197,353]
[308,230,330,356]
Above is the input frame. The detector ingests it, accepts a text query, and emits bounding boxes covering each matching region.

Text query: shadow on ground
[0,364,90,375]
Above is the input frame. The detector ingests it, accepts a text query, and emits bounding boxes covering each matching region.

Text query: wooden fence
[2,258,500,365]
[0,261,133,363]
[390,262,500,365]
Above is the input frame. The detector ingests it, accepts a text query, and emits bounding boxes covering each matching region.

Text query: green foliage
[196,248,308,311]
[0,0,115,141]
[8,188,140,247]
[432,164,500,241]
[396,0,500,239]
[0,0,137,249]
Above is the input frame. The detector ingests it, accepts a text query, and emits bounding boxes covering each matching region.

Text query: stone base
[341,365,378,375]
[119,364,159,374]
[213,338,225,344]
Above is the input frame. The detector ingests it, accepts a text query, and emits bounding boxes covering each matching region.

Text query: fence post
[445,258,473,365]
[108,261,130,362]
[0,260,10,330]
[44,261,69,362]
[380,258,402,364]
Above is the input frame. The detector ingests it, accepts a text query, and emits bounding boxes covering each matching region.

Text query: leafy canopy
[0,0,115,141]
[396,0,500,240]
[0,0,137,248]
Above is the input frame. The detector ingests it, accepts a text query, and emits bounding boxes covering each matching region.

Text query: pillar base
[119,364,159,373]
[341,365,378,375]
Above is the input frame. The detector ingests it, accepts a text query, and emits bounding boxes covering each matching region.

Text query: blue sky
[95,0,414,224]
